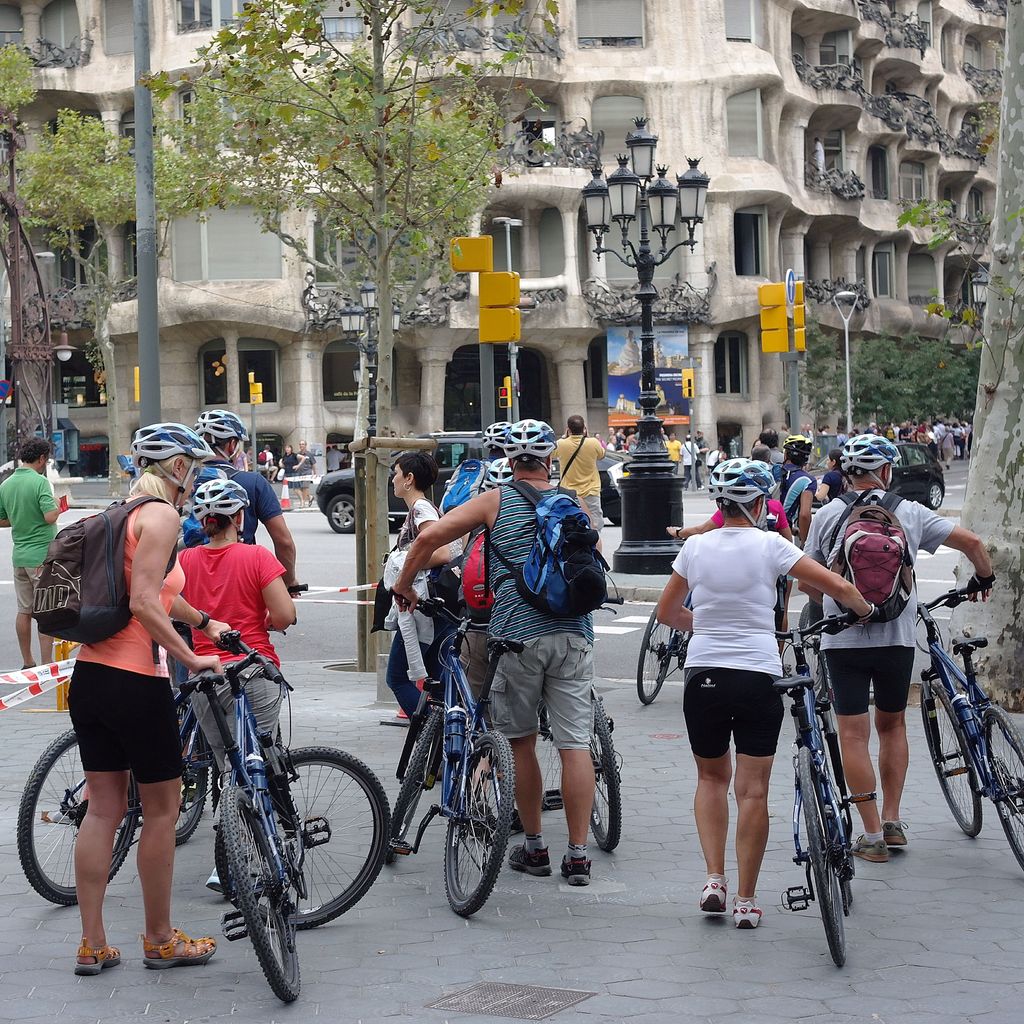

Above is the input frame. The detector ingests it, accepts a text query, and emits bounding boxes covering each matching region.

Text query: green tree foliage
[0,46,36,113]
[798,321,846,428]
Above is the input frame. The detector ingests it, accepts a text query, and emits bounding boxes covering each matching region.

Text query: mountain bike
[536,690,621,852]
[919,584,1024,872]
[18,688,216,906]
[776,610,861,967]
[636,603,689,705]
[190,633,389,1001]
[386,599,517,917]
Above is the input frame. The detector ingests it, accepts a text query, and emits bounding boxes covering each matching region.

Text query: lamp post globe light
[581,117,711,574]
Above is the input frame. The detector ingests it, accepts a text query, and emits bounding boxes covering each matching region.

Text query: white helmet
[482,421,511,449]
[131,423,216,468]
[483,457,513,490]
[192,478,249,519]
[841,434,901,473]
[708,458,776,504]
[504,419,557,460]
[195,409,249,443]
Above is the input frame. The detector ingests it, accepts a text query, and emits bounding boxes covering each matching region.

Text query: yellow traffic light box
[681,368,695,399]
[479,271,521,344]
[450,236,494,273]
[792,280,806,351]
[248,371,263,405]
[758,282,788,353]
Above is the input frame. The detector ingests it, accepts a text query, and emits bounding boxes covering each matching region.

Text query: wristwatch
[196,611,211,631]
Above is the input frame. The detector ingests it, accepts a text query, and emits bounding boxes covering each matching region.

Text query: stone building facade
[5,0,1002,472]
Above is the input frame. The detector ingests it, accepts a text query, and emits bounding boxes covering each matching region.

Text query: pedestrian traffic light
[681,369,695,399]
[450,236,494,273]
[479,271,521,344]
[793,280,806,352]
[759,282,788,353]
[497,375,512,409]
[248,371,263,405]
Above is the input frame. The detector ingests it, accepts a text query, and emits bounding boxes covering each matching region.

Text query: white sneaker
[733,898,763,929]
[699,876,727,913]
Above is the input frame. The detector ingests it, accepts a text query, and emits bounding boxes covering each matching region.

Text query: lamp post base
[612,469,685,576]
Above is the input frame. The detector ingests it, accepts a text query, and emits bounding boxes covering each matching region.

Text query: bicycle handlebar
[776,608,862,643]
[213,630,290,688]
[924,576,995,613]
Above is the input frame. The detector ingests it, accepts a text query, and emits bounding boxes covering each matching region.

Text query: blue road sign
[785,268,796,306]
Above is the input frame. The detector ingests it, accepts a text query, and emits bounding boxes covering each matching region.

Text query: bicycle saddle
[487,638,525,657]
[953,636,988,656]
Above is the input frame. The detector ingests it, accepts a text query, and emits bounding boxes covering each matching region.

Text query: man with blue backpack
[439,421,510,513]
[393,419,608,887]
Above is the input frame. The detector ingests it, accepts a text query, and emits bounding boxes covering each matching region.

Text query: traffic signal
[450,236,494,273]
[793,279,806,352]
[248,371,263,405]
[497,375,512,409]
[681,368,695,399]
[758,282,788,353]
[479,271,521,344]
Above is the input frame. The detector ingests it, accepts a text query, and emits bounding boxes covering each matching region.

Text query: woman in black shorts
[67,424,226,975]
[656,459,870,929]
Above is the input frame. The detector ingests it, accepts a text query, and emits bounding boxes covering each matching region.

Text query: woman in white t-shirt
[656,458,871,929]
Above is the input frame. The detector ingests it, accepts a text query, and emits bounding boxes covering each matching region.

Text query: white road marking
[594,625,642,636]
[616,615,653,624]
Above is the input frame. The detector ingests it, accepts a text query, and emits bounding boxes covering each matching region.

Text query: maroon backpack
[32,495,168,643]
[461,529,494,623]
[826,491,914,622]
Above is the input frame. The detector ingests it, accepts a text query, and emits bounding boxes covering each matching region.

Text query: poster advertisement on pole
[607,325,690,427]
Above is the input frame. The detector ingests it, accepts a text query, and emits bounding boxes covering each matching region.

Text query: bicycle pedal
[221,909,249,942]
[784,886,812,912]
[541,788,564,812]
[303,815,332,848]
[389,840,414,857]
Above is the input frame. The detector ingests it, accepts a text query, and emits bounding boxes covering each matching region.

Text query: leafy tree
[798,321,847,428]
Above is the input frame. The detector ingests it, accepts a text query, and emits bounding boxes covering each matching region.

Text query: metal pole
[133,0,160,422]
[0,268,7,463]
[250,402,256,469]
[787,351,801,435]
[843,319,853,434]
[500,218,522,421]
[479,342,495,429]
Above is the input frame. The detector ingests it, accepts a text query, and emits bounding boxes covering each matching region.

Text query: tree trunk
[951,0,1024,707]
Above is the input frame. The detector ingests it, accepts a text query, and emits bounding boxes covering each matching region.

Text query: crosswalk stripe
[595,625,642,635]
[616,615,652,624]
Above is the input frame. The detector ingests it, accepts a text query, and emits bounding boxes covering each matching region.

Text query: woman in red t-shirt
[180,478,295,762]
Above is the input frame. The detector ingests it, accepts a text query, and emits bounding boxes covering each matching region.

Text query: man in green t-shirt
[0,439,61,667]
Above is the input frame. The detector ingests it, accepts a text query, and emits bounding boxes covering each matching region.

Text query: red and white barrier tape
[0,659,77,711]
[336,583,377,594]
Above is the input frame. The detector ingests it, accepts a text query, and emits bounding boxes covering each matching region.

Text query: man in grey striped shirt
[395,419,597,886]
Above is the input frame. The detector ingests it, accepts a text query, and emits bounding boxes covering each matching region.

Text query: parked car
[813,441,944,510]
[316,432,626,533]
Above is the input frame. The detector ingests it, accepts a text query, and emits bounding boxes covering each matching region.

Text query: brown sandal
[75,938,121,976]
[141,927,217,970]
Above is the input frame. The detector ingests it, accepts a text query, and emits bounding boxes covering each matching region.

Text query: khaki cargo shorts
[14,565,44,615]
[580,493,604,532]
[490,633,594,749]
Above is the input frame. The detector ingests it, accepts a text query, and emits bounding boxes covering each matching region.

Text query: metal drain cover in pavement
[427,982,596,1020]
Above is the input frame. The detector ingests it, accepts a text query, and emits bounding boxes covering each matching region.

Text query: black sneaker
[560,855,591,886]
[508,844,552,877]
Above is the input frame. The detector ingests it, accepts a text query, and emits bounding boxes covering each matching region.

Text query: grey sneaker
[851,835,889,863]
[883,821,908,847]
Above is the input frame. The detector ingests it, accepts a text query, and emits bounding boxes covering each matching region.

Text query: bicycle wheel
[636,608,685,705]
[590,697,622,852]
[537,703,565,815]
[219,785,300,1002]
[798,603,822,686]
[386,709,442,865]
[984,705,1024,874]
[920,680,982,836]
[286,746,390,929]
[16,730,139,906]
[444,730,515,917]
[175,718,211,847]
[798,746,846,967]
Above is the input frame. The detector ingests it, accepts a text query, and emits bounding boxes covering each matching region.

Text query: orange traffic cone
[280,479,292,511]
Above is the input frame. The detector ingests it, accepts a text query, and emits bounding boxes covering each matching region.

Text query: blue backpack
[492,482,608,617]
[440,458,488,513]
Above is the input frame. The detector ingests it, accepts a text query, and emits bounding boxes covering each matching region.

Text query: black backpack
[33,495,170,643]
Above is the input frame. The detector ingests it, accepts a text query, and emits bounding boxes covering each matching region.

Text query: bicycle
[636,603,689,705]
[536,690,622,852]
[775,610,861,967]
[919,584,1024,872]
[188,632,389,1001]
[385,599,517,918]
[18,690,216,906]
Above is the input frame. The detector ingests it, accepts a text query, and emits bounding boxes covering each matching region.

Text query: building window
[820,30,851,65]
[538,208,564,278]
[0,4,22,45]
[872,245,894,298]
[714,333,748,395]
[591,96,645,161]
[968,187,984,221]
[585,338,606,401]
[104,0,134,54]
[869,146,889,199]
[177,0,244,32]
[724,0,760,43]
[58,347,105,408]
[823,129,844,171]
[173,207,282,281]
[791,33,805,59]
[964,35,981,68]
[940,26,953,69]
[576,0,644,48]
[120,111,135,140]
[899,160,925,201]
[733,208,766,277]
[908,252,935,302]
[726,89,763,158]
[855,246,866,283]
[322,340,359,402]
[41,0,80,47]
[200,340,228,406]
[321,4,363,40]
[238,339,279,404]
[917,2,931,45]
[312,220,359,282]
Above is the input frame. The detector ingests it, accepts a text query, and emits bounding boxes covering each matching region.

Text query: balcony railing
[805,163,867,200]
[805,278,871,311]
[953,218,991,245]
[501,120,603,170]
[577,35,643,48]
[854,0,928,56]
[792,54,863,93]
[398,15,562,59]
[30,33,93,69]
[583,265,719,326]
[859,90,987,163]
[966,0,1007,15]
[963,63,1002,97]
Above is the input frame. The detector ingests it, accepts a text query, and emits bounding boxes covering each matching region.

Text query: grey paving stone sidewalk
[1,663,1022,1024]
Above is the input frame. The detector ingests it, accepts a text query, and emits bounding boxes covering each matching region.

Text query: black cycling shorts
[822,646,916,716]
[68,660,182,785]
[683,667,785,759]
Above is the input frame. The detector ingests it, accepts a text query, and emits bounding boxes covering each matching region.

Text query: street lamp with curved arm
[833,290,859,435]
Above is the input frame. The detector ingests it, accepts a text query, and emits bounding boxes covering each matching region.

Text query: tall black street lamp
[581,118,710,574]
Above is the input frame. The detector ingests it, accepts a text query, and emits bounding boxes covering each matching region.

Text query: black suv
[316,432,625,532]
[814,441,945,509]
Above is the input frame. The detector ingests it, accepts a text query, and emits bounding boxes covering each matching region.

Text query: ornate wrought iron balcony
[29,33,93,69]
[792,54,863,93]
[583,265,718,326]
[854,0,928,56]
[805,163,866,200]
[966,0,1006,15]
[805,278,871,311]
[397,15,562,59]
[963,63,1002,97]
[501,120,603,169]
[953,218,991,245]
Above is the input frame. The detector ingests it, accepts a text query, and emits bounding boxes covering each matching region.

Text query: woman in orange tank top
[67,424,228,976]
